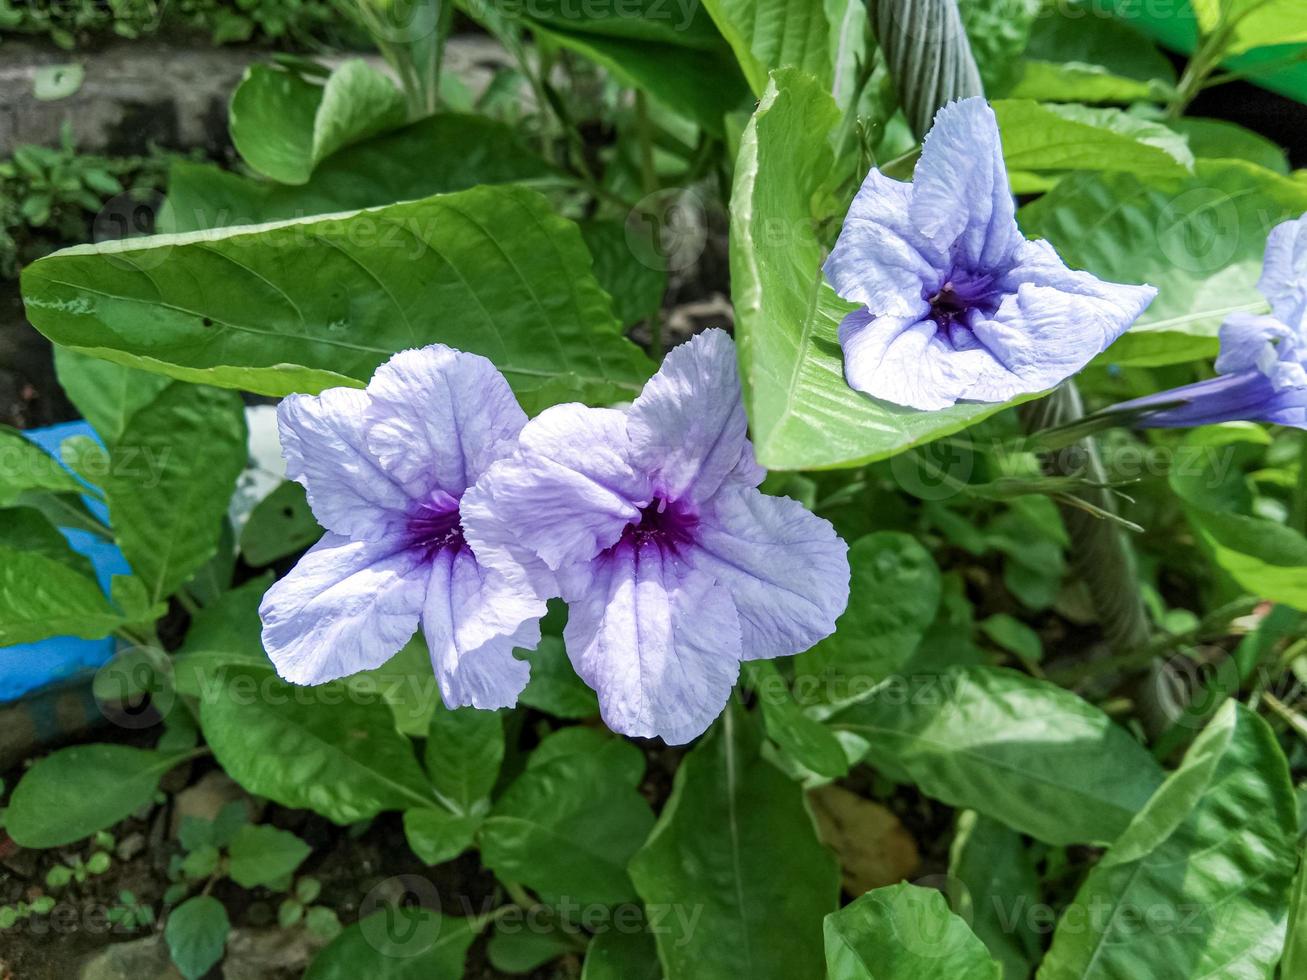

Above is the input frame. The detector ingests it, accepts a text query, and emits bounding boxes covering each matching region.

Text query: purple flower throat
[615,495,698,555]
[405,490,466,558]
[926,269,1001,347]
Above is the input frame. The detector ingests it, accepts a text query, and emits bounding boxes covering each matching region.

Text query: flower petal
[910,98,1023,271]
[462,404,650,572]
[1116,370,1294,428]
[840,309,994,410]
[259,533,425,685]
[824,168,937,317]
[691,486,848,661]
[560,545,741,744]
[421,547,544,710]
[1258,214,1307,332]
[1215,313,1307,390]
[278,388,414,539]
[627,329,763,504]
[366,345,527,501]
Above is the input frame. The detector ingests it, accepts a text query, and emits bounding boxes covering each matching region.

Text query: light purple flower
[1113,215,1307,430]
[824,97,1157,411]
[463,329,849,744]
[259,346,546,709]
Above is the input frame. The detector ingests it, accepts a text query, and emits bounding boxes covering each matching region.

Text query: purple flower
[824,97,1157,411]
[1113,215,1307,430]
[259,346,546,709]
[463,330,849,744]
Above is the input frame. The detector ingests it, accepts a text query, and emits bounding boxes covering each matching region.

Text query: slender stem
[175,589,202,617]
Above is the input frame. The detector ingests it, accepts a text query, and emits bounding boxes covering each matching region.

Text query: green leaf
[6,745,191,848]
[579,220,666,328]
[230,61,406,185]
[0,425,84,505]
[425,703,504,815]
[1166,117,1289,174]
[824,883,1002,979]
[402,808,481,865]
[1283,842,1307,978]
[700,0,832,96]
[747,660,849,778]
[53,344,171,444]
[518,630,599,719]
[165,896,230,980]
[198,669,437,824]
[961,0,1043,93]
[1019,159,1307,367]
[948,811,1042,980]
[793,532,941,700]
[628,708,838,979]
[1208,1,1307,56]
[226,824,312,888]
[24,185,653,410]
[829,666,1165,846]
[527,726,647,787]
[305,907,476,980]
[239,480,321,566]
[730,69,1004,470]
[480,744,654,906]
[978,613,1043,665]
[1038,702,1298,979]
[488,924,577,973]
[581,928,661,980]
[106,382,247,604]
[993,100,1194,175]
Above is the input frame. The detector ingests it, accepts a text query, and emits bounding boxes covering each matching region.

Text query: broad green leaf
[1006,60,1162,104]
[1020,159,1307,367]
[1167,117,1289,174]
[0,505,94,579]
[978,613,1043,665]
[961,0,1043,93]
[747,660,849,778]
[239,480,321,566]
[305,908,477,980]
[730,69,1003,470]
[424,703,504,815]
[582,928,662,980]
[829,666,1165,845]
[1038,702,1298,980]
[1206,1,1307,55]
[163,114,558,232]
[518,632,600,719]
[226,823,312,888]
[948,811,1042,980]
[793,532,941,700]
[488,925,577,973]
[487,0,726,48]
[579,219,666,328]
[1284,842,1307,978]
[5,744,192,847]
[527,725,647,788]
[993,100,1194,175]
[480,746,654,906]
[402,807,481,865]
[824,883,1002,979]
[106,382,247,604]
[230,61,406,185]
[0,425,84,504]
[52,346,171,443]
[23,185,653,409]
[628,708,839,979]
[701,0,831,95]
[166,896,230,980]
[198,669,438,824]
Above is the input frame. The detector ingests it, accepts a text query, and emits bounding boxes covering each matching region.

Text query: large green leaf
[730,69,1004,470]
[198,669,438,824]
[993,100,1193,175]
[229,61,406,185]
[106,382,247,604]
[628,708,839,979]
[166,896,230,980]
[164,114,558,232]
[1038,702,1298,979]
[824,883,1002,979]
[424,702,504,816]
[23,184,653,409]
[829,665,1165,846]
[53,346,171,443]
[0,425,84,504]
[701,0,831,95]
[5,744,193,847]
[1020,159,1307,367]
[306,908,477,980]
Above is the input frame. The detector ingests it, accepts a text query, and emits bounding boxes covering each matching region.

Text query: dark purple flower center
[617,496,698,555]
[405,494,465,559]
[925,270,1003,348]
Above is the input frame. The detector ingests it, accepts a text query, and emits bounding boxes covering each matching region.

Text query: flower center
[618,496,698,555]
[925,271,1002,347]
[405,491,465,558]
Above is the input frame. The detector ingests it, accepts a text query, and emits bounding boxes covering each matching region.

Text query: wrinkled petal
[691,486,849,661]
[260,533,425,685]
[1114,370,1307,429]
[421,547,545,710]
[824,168,937,318]
[627,329,763,504]
[278,388,413,540]
[1258,214,1307,332]
[560,545,741,744]
[366,345,526,501]
[462,405,650,572]
[910,97,1022,272]
[1215,313,1307,390]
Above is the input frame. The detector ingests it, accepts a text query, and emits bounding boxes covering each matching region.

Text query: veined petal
[910,98,1023,272]
[278,388,413,540]
[840,309,995,410]
[1258,214,1307,332]
[461,404,650,572]
[1216,313,1307,390]
[628,329,763,504]
[421,547,545,710]
[259,533,426,685]
[560,545,741,745]
[1115,370,1301,429]
[824,168,937,318]
[691,486,848,661]
[366,345,527,501]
